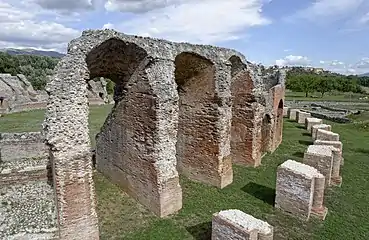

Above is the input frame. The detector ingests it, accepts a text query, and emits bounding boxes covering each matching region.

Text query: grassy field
[285,91,369,102]
[0,106,368,239]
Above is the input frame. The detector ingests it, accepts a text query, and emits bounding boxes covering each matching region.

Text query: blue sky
[0,0,368,74]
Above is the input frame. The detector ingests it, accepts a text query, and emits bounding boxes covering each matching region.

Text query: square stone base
[331,176,342,187]
[311,206,328,220]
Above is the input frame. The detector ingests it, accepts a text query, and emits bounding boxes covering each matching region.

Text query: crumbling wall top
[67,29,247,65]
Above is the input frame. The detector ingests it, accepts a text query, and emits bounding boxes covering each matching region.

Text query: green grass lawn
[0,106,368,239]
[285,91,369,102]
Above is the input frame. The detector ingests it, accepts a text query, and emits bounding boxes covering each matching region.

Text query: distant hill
[359,72,369,77]
[0,48,65,58]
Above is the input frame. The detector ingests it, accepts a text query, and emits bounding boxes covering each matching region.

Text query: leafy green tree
[316,75,334,97]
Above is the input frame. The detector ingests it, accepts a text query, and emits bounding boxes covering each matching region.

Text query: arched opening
[261,114,272,155]
[175,52,229,187]
[87,38,181,217]
[229,56,257,166]
[275,99,284,145]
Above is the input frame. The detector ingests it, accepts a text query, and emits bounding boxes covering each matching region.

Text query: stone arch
[261,114,272,155]
[90,38,182,218]
[174,52,232,188]
[275,99,284,145]
[44,38,184,238]
[229,56,258,166]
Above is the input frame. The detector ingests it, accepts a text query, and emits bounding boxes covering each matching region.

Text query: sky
[0,0,368,75]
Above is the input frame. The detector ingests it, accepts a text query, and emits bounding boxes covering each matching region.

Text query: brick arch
[174,52,232,188]
[229,55,259,166]
[44,38,183,238]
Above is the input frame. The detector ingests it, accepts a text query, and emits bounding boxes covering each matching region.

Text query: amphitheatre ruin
[0,30,348,239]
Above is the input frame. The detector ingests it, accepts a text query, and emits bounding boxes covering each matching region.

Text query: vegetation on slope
[0,106,368,240]
[286,67,368,97]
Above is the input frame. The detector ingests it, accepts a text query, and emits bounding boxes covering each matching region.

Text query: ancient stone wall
[0,132,57,239]
[42,29,285,238]
[0,73,109,114]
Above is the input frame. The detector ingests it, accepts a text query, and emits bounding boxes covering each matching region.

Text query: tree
[316,75,333,97]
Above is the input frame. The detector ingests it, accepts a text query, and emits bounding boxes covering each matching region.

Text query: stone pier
[288,109,298,120]
[305,117,323,132]
[296,111,311,124]
[311,124,332,140]
[314,140,344,166]
[212,209,273,240]
[275,160,328,220]
[316,129,340,141]
[303,145,334,187]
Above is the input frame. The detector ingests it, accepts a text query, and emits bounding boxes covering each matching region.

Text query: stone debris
[316,129,340,141]
[311,124,332,140]
[288,108,298,120]
[275,160,328,221]
[212,209,273,240]
[314,140,344,166]
[305,117,323,132]
[0,73,109,114]
[296,110,311,124]
[0,180,58,240]
[0,132,48,162]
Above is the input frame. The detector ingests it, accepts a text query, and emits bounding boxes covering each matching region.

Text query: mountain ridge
[0,48,65,58]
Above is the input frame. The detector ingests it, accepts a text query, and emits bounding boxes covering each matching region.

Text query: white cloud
[0,1,80,52]
[102,23,115,29]
[105,0,271,44]
[34,0,95,11]
[328,60,345,66]
[105,0,185,13]
[289,0,369,28]
[275,55,311,66]
[355,57,369,69]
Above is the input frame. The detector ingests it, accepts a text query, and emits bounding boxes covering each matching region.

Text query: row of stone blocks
[276,107,345,221]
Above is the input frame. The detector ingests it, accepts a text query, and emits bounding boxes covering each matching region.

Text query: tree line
[0,52,59,90]
[286,67,367,97]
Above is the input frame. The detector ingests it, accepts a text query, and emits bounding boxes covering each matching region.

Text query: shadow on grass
[241,182,276,206]
[286,119,296,123]
[295,125,306,129]
[302,133,311,137]
[299,140,313,145]
[292,151,304,158]
[356,148,369,154]
[186,222,211,240]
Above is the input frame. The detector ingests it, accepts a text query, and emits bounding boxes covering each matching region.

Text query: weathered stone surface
[309,144,343,186]
[42,29,285,238]
[314,140,344,166]
[316,129,340,141]
[0,132,48,162]
[303,145,334,187]
[212,209,273,240]
[283,106,289,117]
[0,73,109,114]
[288,108,298,120]
[0,180,57,240]
[0,74,46,114]
[311,124,332,140]
[305,117,323,132]
[275,160,327,221]
[296,110,311,124]
[87,78,108,104]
